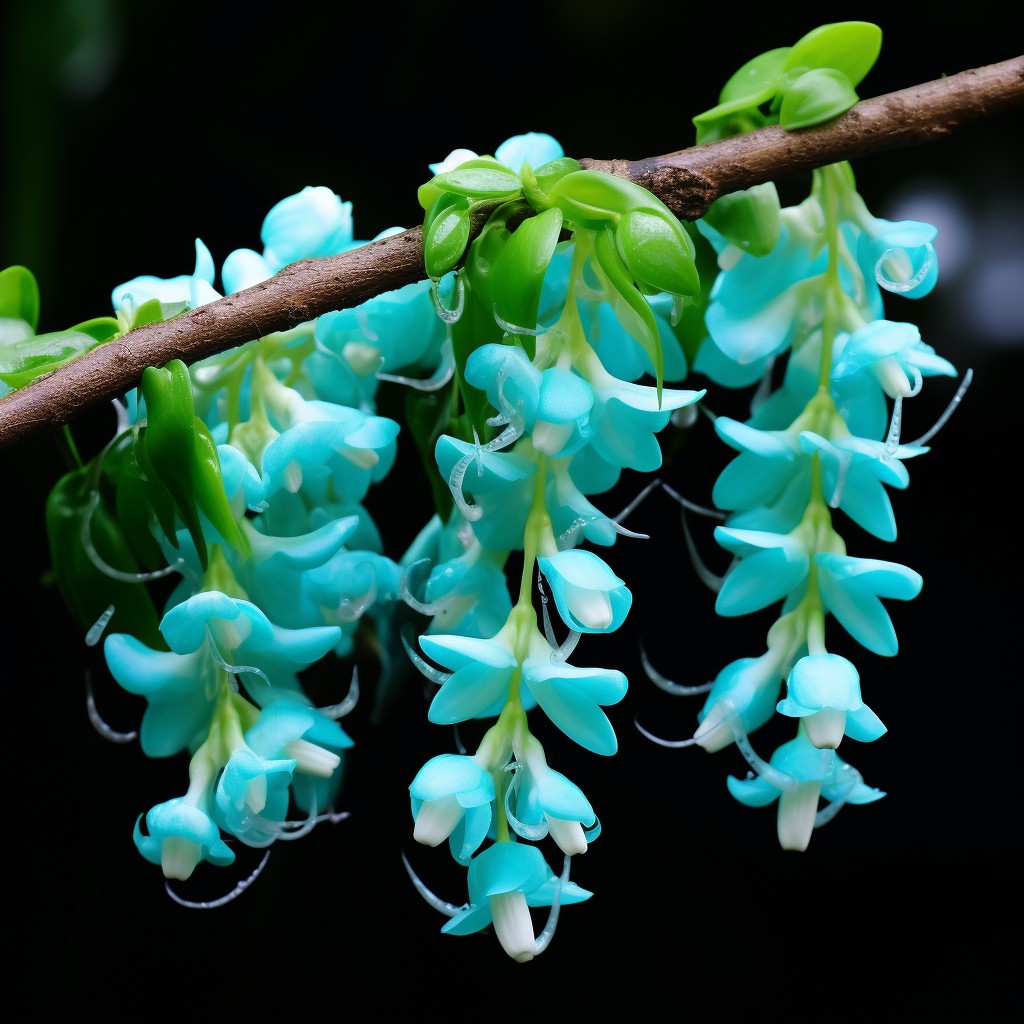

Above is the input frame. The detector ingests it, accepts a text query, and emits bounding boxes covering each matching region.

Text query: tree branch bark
[1,56,1021,451]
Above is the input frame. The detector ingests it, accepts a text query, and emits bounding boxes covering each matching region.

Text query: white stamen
[318,665,360,720]
[634,717,699,749]
[909,368,973,447]
[413,795,465,847]
[803,708,847,749]
[777,781,822,851]
[160,836,202,881]
[491,891,536,963]
[532,854,572,957]
[546,816,588,857]
[284,738,340,777]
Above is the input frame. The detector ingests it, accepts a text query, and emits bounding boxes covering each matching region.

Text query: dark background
[3,2,1021,1020]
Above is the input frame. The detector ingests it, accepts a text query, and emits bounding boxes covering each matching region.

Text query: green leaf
[0,265,40,329]
[785,21,882,87]
[423,193,473,278]
[141,359,208,567]
[405,387,455,521]
[718,47,791,104]
[521,157,582,210]
[418,163,522,210]
[593,226,663,399]
[131,297,165,329]
[0,329,101,388]
[779,68,860,130]
[616,209,699,297]
[45,464,164,650]
[192,418,248,556]
[545,170,642,230]
[701,182,782,257]
[491,207,563,343]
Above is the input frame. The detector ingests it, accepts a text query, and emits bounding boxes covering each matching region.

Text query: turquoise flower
[434,436,535,551]
[420,632,518,723]
[134,796,235,880]
[494,132,564,172]
[800,431,928,542]
[727,735,884,851]
[697,210,831,369]
[420,548,513,640]
[259,398,399,506]
[711,416,808,515]
[856,217,938,300]
[536,548,632,634]
[260,185,354,271]
[465,344,594,459]
[814,553,923,656]
[112,238,220,313]
[833,319,957,401]
[576,348,705,477]
[777,653,886,748]
[308,275,446,409]
[714,526,810,618]
[693,651,786,753]
[512,740,598,856]
[585,292,689,385]
[410,753,496,864]
[104,592,343,755]
[521,654,628,756]
[428,131,563,177]
[245,699,352,818]
[441,842,591,963]
[215,747,295,848]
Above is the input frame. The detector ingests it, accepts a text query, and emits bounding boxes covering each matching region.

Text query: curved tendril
[206,628,270,696]
[377,338,455,391]
[164,850,271,910]
[430,274,465,325]
[318,666,360,720]
[634,717,699,748]
[111,396,130,435]
[639,638,713,696]
[885,395,904,455]
[401,850,464,918]
[448,452,484,521]
[313,334,384,379]
[727,716,799,792]
[85,604,116,647]
[400,558,447,615]
[85,671,138,744]
[811,770,860,827]
[537,569,559,648]
[552,630,581,663]
[504,774,549,842]
[909,368,973,447]
[611,476,660,537]
[828,451,852,508]
[874,245,934,294]
[492,308,543,337]
[678,506,725,593]
[660,482,727,520]
[400,627,451,686]
[532,854,571,956]
[750,357,776,415]
[451,723,467,755]
[480,418,524,454]
[81,491,187,583]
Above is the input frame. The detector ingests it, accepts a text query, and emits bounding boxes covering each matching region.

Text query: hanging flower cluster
[0,17,972,967]
[645,20,964,851]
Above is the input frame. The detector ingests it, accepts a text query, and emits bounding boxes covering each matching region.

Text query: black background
[2,2,1021,1020]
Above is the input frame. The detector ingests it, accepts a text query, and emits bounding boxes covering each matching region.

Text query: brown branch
[1,57,1021,451]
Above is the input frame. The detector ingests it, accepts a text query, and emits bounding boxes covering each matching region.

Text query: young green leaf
[779,68,860,130]
[491,207,563,339]
[0,264,40,329]
[785,21,882,87]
